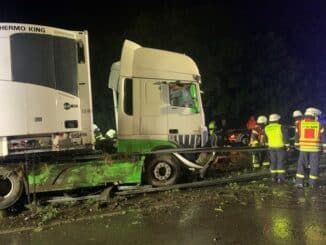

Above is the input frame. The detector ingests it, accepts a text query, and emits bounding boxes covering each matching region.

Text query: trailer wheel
[146,155,180,187]
[0,167,23,209]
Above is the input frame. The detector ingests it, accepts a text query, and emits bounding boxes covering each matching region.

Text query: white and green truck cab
[109,40,207,153]
[109,40,208,186]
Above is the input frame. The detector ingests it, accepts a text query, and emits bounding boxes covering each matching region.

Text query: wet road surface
[1,183,326,245]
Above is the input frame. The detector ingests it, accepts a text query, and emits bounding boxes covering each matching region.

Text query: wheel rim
[0,176,14,199]
[242,137,248,145]
[153,162,172,181]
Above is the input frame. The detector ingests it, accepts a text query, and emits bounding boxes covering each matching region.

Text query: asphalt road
[1,180,326,245]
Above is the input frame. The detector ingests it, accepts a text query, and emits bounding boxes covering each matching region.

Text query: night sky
[2,0,326,129]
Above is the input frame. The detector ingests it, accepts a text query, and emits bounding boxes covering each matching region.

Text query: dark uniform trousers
[252,151,269,168]
[296,151,320,186]
[269,148,286,181]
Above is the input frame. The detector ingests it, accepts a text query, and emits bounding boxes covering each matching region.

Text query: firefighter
[217,118,228,146]
[264,114,290,183]
[295,109,326,188]
[259,116,270,168]
[249,115,268,170]
[290,110,303,147]
[246,116,257,130]
[208,120,218,147]
[197,120,218,178]
[92,124,105,141]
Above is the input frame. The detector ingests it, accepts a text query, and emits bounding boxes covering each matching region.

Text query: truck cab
[109,40,207,154]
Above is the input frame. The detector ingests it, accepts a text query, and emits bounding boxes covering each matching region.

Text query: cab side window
[124,78,133,115]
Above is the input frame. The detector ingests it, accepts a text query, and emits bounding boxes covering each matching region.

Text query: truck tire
[0,167,23,209]
[145,155,180,187]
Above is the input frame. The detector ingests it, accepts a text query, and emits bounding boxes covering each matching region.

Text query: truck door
[167,81,203,147]
[140,79,167,136]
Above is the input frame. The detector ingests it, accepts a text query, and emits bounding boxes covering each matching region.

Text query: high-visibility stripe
[299,146,321,149]
[252,155,256,163]
[295,143,299,146]
[270,170,278,173]
[262,162,270,166]
[299,145,321,149]
[296,173,305,178]
[300,147,320,150]
[300,147,320,152]
[300,141,321,145]
[300,137,320,141]
[309,175,318,180]
[253,164,260,168]
[277,169,285,173]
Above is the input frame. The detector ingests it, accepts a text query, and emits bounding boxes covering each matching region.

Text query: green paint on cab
[117,139,176,153]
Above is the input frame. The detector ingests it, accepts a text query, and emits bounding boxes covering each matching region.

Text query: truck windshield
[169,82,199,112]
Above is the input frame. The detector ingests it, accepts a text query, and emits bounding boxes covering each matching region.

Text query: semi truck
[0,23,208,209]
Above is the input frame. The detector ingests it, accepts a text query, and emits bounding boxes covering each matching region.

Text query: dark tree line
[89,6,325,131]
[1,1,325,131]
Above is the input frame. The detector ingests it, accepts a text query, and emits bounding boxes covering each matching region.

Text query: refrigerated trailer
[0,23,208,209]
[0,23,93,156]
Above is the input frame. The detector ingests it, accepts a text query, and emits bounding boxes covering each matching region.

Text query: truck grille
[168,134,201,148]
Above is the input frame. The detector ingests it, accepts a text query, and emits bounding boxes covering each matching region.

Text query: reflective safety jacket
[264,123,289,148]
[295,118,326,152]
[208,121,216,136]
[250,125,264,146]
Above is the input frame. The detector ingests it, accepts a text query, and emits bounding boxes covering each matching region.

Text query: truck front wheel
[0,167,23,209]
[145,155,180,187]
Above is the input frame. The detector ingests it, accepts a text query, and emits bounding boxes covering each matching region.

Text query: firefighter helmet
[305,107,322,116]
[92,124,100,133]
[106,129,116,138]
[269,113,280,122]
[257,115,267,124]
[304,110,315,117]
[292,110,303,118]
